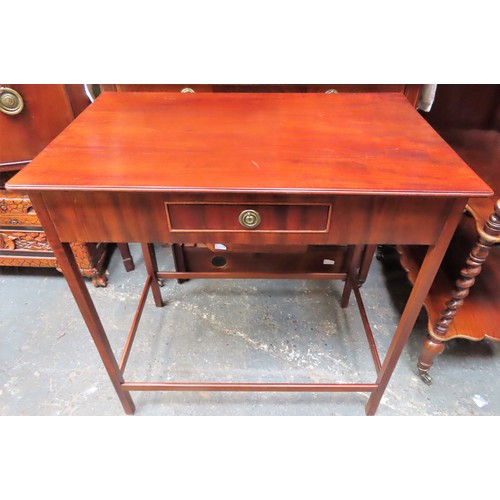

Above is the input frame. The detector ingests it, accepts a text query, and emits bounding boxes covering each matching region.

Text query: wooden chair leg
[417,336,445,385]
[117,243,135,272]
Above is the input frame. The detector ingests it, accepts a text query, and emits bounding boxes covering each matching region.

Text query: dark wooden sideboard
[100,83,422,105]
[0,84,114,285]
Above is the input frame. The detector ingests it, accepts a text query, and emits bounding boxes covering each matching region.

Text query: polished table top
[7,92,491,198]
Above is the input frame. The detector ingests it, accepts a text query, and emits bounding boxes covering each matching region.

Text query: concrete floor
[1,244,499,416]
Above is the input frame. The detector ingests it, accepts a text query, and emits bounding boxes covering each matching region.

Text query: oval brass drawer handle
[0,87,24,115]
[239,209,261,229]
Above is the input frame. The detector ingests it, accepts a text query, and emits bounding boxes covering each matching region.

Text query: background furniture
[100,83,421,105]
[0,84,119,285]
[396,84,500,382]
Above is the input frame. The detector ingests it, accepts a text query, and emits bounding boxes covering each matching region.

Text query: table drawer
[166,203,331,233]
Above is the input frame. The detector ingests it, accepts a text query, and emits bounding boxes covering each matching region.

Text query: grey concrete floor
[1,244,499,416]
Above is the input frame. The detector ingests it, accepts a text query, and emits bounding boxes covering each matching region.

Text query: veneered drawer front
[166,203,331,233]
[37,191,453,246]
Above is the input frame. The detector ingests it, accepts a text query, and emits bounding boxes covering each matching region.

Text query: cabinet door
[0,84,87,166]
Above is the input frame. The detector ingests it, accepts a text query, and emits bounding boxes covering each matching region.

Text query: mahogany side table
[6,92,492,415]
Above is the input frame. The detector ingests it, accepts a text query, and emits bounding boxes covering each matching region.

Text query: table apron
[39,192,459,246]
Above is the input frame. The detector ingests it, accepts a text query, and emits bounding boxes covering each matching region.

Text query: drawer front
[166,203,331,233]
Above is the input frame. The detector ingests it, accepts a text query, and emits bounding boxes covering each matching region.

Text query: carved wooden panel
[0,188,110,286]
[0,230,50,251]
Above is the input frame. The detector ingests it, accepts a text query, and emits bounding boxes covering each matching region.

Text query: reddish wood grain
[7,92,491,197]
[39,191,455,245]
[7,91,488,415]
[0,84,75,164]
[166,203,330,232]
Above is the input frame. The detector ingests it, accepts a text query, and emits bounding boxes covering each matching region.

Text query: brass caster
[419,371,433,386]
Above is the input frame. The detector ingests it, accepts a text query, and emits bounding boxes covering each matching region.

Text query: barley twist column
[418,199,500,384]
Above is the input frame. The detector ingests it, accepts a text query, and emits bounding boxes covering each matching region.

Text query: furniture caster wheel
[419,371,433,386]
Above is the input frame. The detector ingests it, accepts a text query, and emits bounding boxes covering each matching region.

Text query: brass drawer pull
[325,88,338,94]
[181,87,195,93]
[238,209,261,229]
[0,87,24,115]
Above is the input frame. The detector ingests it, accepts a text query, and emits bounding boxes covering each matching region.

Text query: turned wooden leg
[419,200,500,383]
[417,336,445,385]
[117,243,135,272]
